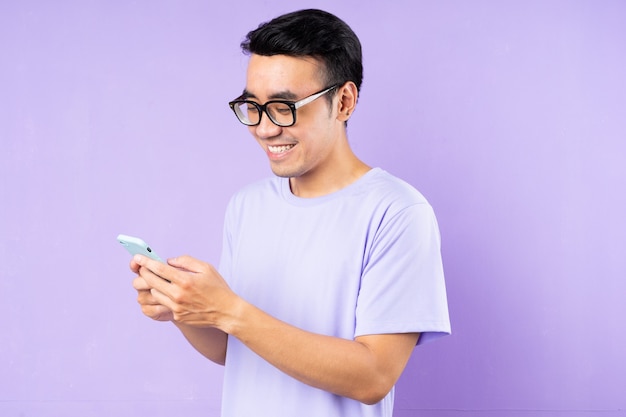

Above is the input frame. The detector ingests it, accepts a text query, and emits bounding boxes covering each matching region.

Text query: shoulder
[356,170,441,244]
[358,168,431,212]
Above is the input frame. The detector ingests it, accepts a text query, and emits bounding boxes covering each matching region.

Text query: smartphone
[117,234,163,262]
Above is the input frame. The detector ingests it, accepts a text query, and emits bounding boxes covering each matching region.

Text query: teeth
[268,144,295,154]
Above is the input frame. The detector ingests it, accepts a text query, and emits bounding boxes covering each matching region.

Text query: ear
[335,81,358,122]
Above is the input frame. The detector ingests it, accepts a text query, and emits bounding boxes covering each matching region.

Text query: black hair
[240,9,363,94]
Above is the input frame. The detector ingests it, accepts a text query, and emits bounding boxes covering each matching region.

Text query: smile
[268,144,295,154]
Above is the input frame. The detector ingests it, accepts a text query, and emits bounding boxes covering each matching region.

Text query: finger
[130,257,141,273]
[132,276,151,291]
[137,289,160,306]
[167,255,207,274]
[149,287,176,311]
[141,303,174,322]
[134,254,176,285]
[139,266,175,300]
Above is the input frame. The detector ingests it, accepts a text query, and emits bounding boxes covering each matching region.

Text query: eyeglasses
[228,85,338,127]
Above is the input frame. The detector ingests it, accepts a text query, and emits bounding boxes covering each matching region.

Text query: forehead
[245,54,325,98]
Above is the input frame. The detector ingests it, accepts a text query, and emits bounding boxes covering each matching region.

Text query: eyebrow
[241,89,299,101]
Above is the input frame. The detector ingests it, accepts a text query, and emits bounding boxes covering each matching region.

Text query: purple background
[1,1,625,416]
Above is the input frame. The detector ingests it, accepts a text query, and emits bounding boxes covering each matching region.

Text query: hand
[132,276,174,321]
[132,254,237,330]
[131,257,174,322]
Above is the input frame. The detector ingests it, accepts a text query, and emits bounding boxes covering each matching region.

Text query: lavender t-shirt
[218,168,450,417]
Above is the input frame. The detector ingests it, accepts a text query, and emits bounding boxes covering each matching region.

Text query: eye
[270,103,292,115]
[246,104,260,114]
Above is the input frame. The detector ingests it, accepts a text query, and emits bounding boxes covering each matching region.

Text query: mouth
[268,144,296,155]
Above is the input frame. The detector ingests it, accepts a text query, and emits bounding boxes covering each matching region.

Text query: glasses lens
[233,102,260,125]
[266,102,294,127]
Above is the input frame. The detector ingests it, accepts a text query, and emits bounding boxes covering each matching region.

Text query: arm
[131,258,228,365]
[173,322,228,365]
[134,254,419,404]
[228,300,419,404]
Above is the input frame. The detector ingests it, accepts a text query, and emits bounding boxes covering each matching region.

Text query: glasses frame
[228,84,339,127]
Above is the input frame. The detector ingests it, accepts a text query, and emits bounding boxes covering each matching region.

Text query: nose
[253,112,283,139]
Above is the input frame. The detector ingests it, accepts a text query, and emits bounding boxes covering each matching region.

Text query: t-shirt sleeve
[354,202,451,345]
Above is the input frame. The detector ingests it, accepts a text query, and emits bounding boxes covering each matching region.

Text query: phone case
[117,234,163,262]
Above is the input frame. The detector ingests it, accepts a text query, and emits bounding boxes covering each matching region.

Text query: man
[131,9,450,417]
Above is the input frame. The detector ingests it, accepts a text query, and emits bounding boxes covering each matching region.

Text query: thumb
[167,255,207,273]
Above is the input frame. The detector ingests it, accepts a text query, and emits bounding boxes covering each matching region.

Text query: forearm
[223,298,418,405]
[174,322,228,365]
[133,255,416,402]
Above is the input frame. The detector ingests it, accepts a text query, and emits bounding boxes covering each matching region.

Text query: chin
[270,164,301,179]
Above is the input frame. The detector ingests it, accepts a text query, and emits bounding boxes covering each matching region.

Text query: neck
[289,155,371,198]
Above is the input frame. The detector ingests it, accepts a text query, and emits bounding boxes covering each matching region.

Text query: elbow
[205,353,226,366]
[353,377,394,405]
[358,390,391,406]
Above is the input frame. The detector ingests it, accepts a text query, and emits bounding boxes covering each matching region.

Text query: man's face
[244,54,343,180]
